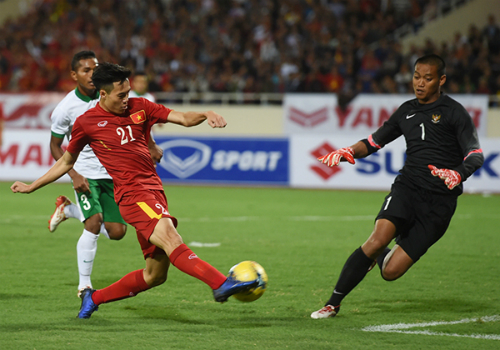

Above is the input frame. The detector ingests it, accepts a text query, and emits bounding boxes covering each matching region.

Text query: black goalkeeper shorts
[376,178,458,262]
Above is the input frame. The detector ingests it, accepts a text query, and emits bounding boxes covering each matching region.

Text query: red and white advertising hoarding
[290,135,500,193]
[0,130,70,182]
[0,93,65,129]
[284,94,488,137]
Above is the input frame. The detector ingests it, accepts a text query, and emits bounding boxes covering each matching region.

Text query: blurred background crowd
[0,0,499,98]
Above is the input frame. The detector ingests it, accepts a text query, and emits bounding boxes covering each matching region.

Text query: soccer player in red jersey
[11,62,258,319]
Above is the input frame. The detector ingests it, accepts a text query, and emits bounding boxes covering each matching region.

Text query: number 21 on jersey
[117,125,136,145]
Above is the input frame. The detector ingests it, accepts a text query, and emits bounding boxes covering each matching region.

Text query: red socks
[169,244,226,290]
[90,245,227,306]
[92,269,150,305]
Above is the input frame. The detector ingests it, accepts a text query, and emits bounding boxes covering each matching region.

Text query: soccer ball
[230,261,268,302]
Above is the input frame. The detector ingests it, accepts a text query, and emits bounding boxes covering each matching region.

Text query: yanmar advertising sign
[155,136,289,185]
[284,94,488,137]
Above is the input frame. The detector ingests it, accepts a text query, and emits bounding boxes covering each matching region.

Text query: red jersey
[67,97,172,203]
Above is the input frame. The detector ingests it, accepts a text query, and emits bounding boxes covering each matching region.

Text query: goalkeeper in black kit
[311,54,484,319]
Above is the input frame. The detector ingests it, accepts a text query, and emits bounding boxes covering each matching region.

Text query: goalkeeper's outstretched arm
[351,141,369,158]
[318,141,369,167]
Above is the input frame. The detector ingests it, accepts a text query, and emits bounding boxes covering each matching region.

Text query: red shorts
[119,190,178,259]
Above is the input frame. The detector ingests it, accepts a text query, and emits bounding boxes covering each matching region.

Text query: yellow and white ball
[230,260,268,302]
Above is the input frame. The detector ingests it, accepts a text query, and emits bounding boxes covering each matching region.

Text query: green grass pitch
[0,182,499,349]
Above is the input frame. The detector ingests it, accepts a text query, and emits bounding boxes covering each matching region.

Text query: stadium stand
[0,0,498,104]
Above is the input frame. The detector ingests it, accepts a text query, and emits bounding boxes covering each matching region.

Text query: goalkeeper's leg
[379,244,414,281]
[323,219,397,311]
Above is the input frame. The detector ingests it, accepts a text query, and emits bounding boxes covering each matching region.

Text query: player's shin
[326,247,374,307]
[77,229,98,290]
[91,269,151,305]
[169,244,226,289]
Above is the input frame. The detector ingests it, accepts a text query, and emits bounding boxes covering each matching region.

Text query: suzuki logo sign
[158,139,211,179]
[310,142,342,180]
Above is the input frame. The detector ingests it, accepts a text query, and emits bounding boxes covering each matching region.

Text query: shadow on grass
[126,304,276,329]
[0,293,38,300]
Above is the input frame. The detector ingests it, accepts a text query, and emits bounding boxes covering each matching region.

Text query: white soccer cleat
[48,195,72,232]
[311,305,340,319]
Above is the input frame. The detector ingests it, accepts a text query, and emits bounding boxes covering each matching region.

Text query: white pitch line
[361,315,500,340]
[371,330,500,341]
[188,241,221,248]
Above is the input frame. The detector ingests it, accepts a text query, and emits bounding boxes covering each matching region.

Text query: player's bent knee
[380,244,412,281]
[108,224,127,240]
[149,218,184,255]
[381,244,401,281]
[84,216,102,234]
[148,274,168,287]
[164,220,184,244]
[381,267,402,281]
[144,270,168,287]
[381,260,406,281]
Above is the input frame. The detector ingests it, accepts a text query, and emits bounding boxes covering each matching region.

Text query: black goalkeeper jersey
[363,94,484,195]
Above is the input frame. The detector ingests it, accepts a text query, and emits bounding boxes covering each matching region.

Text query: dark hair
[91,62,131,93]
[415,54,446,77]
[132,71,149,82]
[71,51,96,71]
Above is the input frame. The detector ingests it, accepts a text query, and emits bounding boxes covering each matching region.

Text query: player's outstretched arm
[167,110,227,128]
[11,151,79,194]
[50,134,89,192]
[428,165,462,190]
[318,141,369,167]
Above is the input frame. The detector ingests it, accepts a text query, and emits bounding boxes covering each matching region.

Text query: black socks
[326,247,374,307]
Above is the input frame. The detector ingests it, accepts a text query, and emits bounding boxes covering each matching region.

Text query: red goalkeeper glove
[428,165,462,190]
[317,147,355,167]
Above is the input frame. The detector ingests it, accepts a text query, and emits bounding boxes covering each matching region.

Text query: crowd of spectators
[0,0,499,101]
